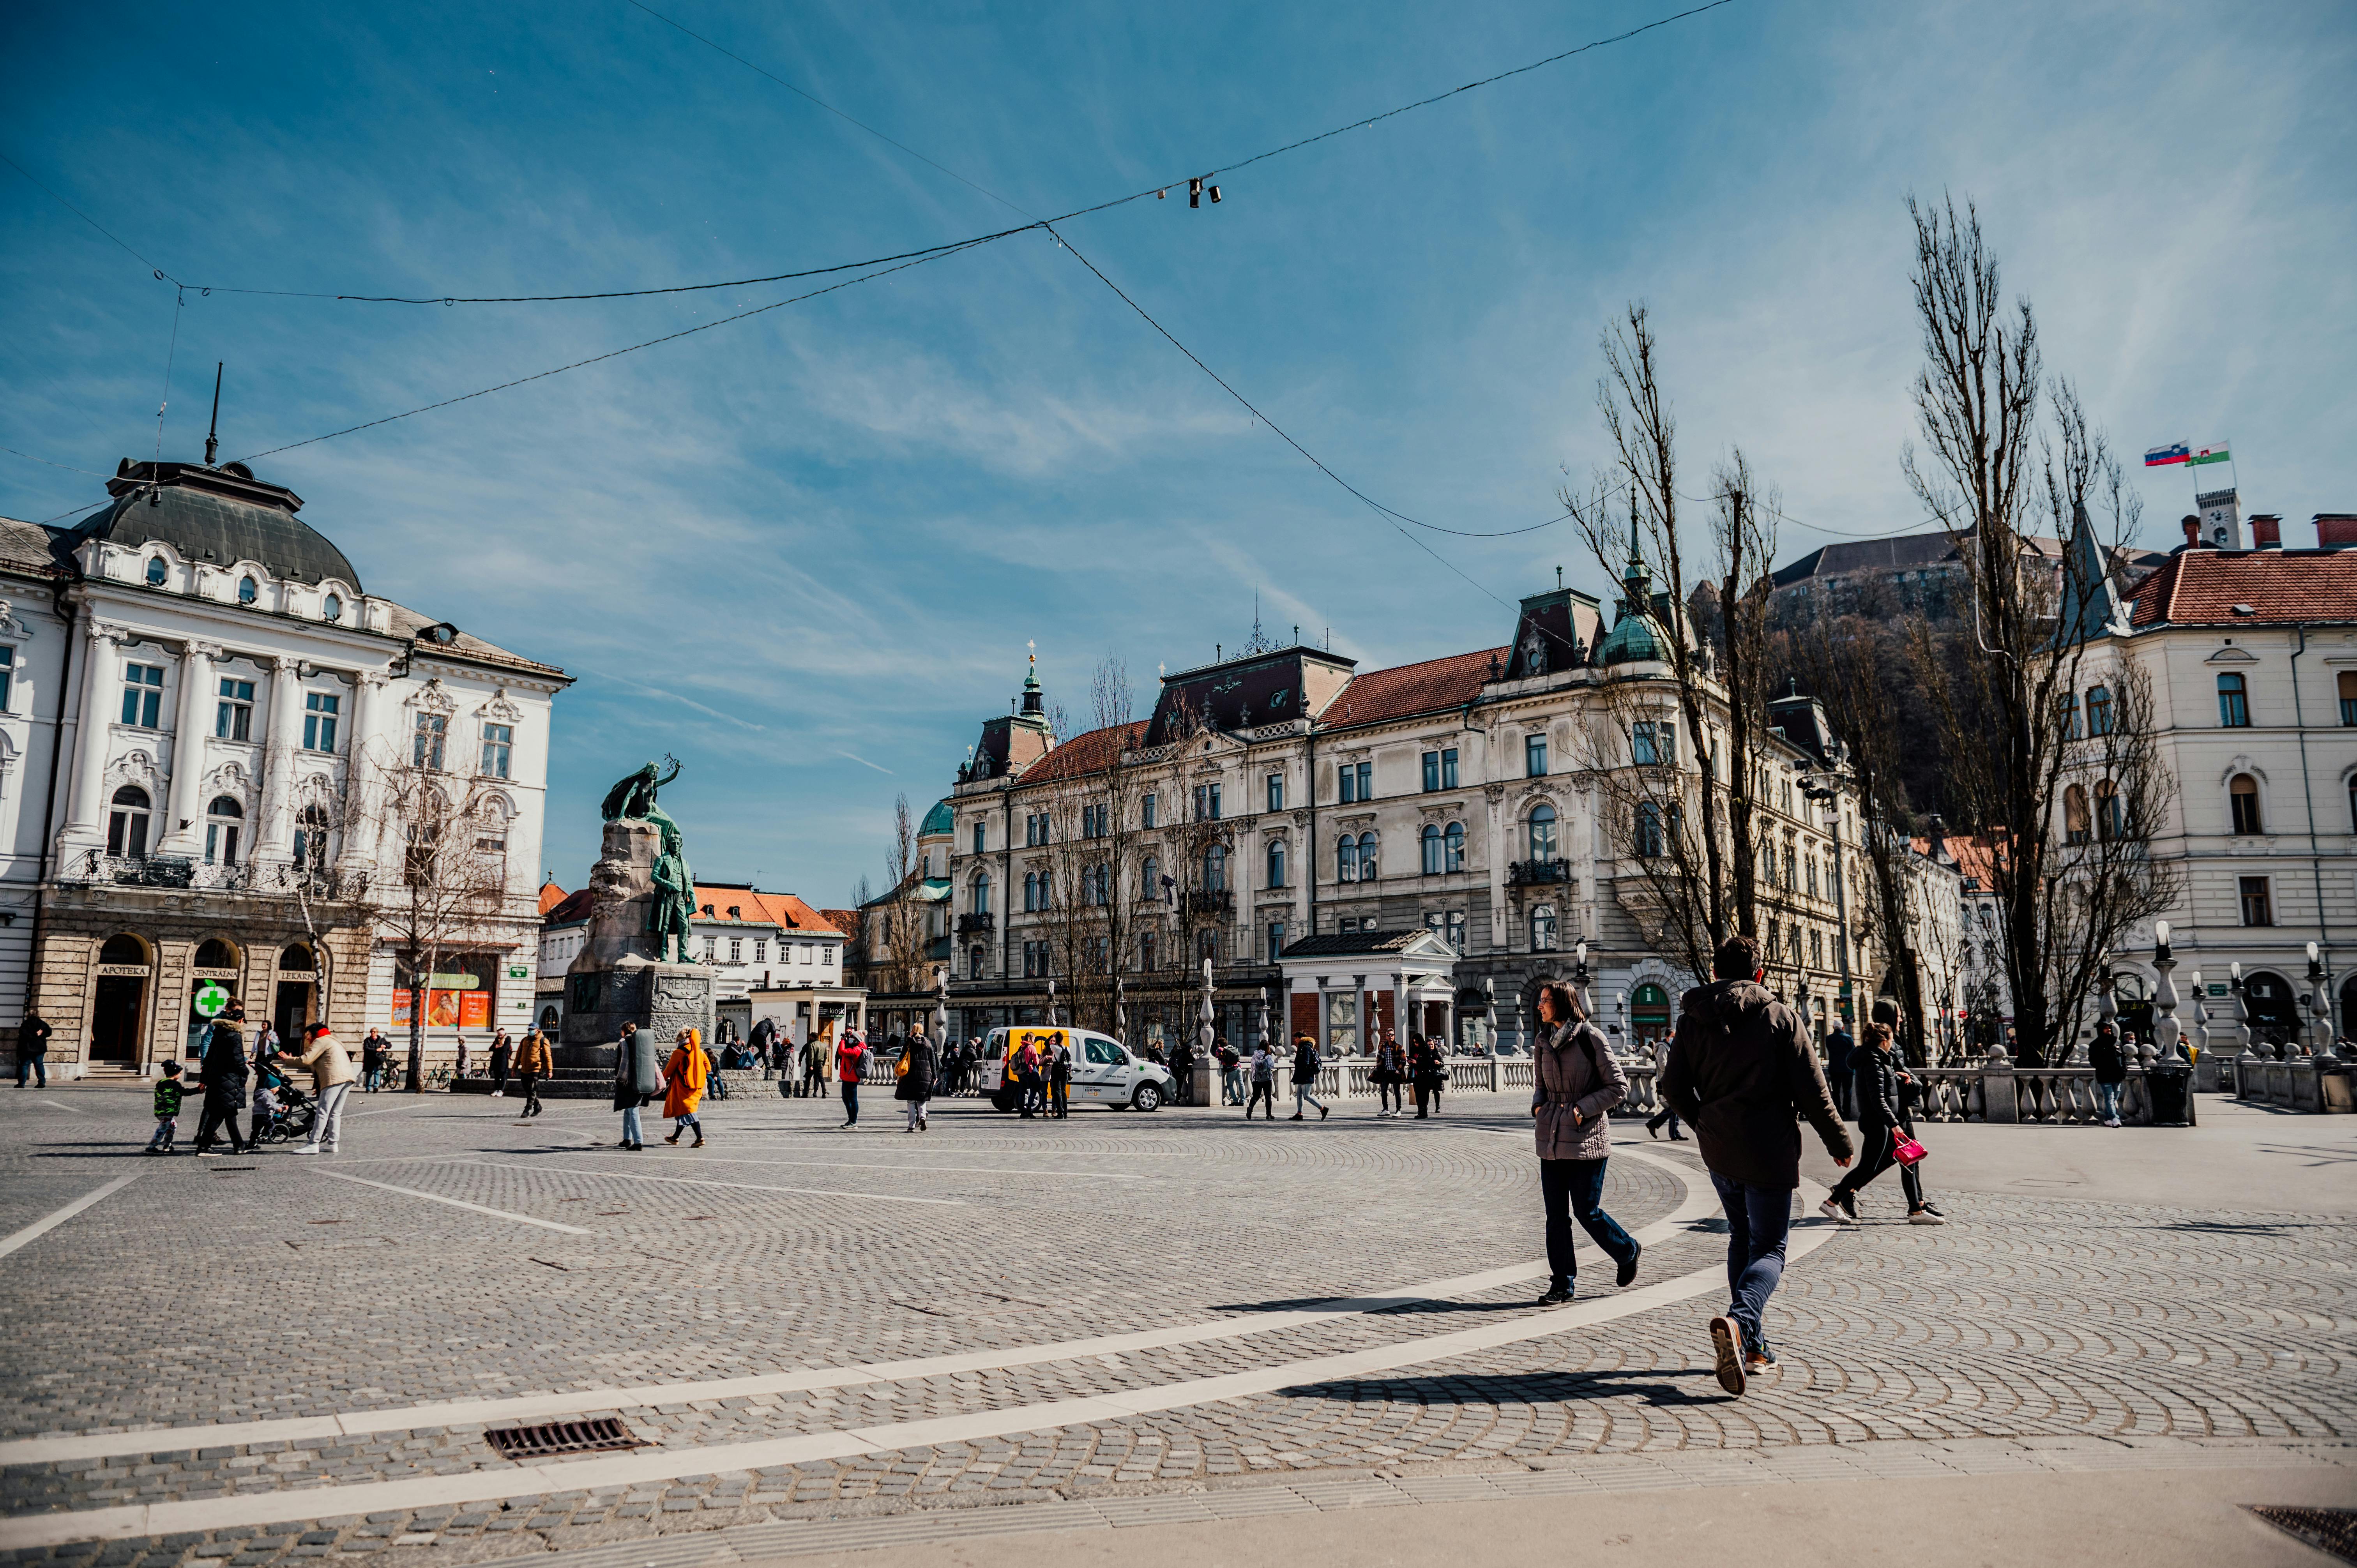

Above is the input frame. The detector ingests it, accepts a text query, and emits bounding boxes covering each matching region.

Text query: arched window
[2230,773,2263,835]
[2094,779,2124,841]
[323,592,343,623]
[2217,673,2250,727]
[1420,823,1443,875]
[279,944,315,971]
[1094,863,1112,905]
[1527,802,1557,860]
[1204,843,1227,892]
[1140,855,1159,903]
[1530,904,1558,952]
[1022,871,1038,912]
[2064,783,2090,845]
[2085,685,2113,736]
[99,933,148,967]
[293,803,332,872]
[204,795,244,865]
[193,938,239,970]
[144,556,167,586]
[1338,836,1359,882]
[968,945,985,981]
[1356,831,1378,880]
[1445,821,1465,871]
[106,785,151,859]
[237,576,258,604]
[972,872,991,916]
[1267,839,1287,889]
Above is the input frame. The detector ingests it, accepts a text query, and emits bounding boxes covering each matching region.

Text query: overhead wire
[0,446,111,478]
[67,0,1744,306]
[0,150,184,284]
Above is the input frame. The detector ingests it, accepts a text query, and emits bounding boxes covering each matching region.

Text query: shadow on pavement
[1276,1368,1714,1406]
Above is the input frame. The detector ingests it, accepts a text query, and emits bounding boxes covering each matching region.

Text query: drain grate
[2247,1506,2357,1565]
[484,1417,643,1461]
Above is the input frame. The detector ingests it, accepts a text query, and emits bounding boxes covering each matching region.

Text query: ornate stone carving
[414,679,458,715]
[479,687,525,724]
[0,601,31,641]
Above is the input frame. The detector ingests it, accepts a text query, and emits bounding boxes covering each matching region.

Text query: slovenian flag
[2145,442,2190,468]
[2187,440,2231,466]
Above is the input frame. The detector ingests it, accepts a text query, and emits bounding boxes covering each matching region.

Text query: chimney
[2181,515,2202,549]
[2317,514,2357,548]
[2250,514,2282,549]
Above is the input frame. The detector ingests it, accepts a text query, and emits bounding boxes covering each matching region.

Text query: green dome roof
[1598,554,1662,666]
[918,798,955,838]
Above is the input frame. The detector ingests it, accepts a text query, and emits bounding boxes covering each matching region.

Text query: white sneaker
[1818,1197,1856,1225]
[293,1144,322,1155]
[1908,1208,1947,1225]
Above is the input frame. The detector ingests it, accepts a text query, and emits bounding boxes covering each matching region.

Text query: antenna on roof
[204,364,223,467]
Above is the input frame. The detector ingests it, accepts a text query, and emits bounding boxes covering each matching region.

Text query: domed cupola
[1597,550,1662,666]
[61,460,363,591]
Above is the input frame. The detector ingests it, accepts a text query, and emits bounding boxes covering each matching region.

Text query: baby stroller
[255,1080,317,1144]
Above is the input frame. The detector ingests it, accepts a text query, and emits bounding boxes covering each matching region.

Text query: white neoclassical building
[6,458,568,1077]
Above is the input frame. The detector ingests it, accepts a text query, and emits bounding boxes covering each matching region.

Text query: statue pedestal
[559,958,713,1055]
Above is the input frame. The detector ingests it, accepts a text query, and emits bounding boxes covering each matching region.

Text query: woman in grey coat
[612,1023,665,1150]
[1530,979,1641,1303]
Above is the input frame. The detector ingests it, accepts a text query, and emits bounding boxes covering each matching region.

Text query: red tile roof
[2127,549,2357,628]
[541,887,595,925]
[1016,720,1150,784]
[537,881,570,915]
[818,908,861,938]
[1327,647,1507,729]
[692,884,844,934]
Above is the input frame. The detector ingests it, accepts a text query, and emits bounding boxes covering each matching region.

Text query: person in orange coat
[663,1027,709,1148]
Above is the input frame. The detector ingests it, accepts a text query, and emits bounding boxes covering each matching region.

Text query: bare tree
[1036,658,1147,1035]
[369,756,516,1092]
[1901,196,2176,1061]
[875,795,930,996]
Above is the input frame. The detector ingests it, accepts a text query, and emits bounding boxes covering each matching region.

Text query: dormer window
[145,557,167,586]
[323,593,343,623]
[238,576,258,604]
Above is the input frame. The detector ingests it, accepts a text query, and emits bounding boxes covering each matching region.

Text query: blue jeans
[2094,1081,2123,1122]
[1710,1173,1793,1353]
[621,1105,644,1143]
[1539,1157,1636,1289]
[16,1056,44,1088]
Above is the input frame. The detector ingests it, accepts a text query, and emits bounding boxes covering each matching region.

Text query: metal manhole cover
[2247,1506,2357,1564]
[484,1417,643,1461]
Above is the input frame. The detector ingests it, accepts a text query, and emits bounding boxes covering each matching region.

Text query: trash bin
[2146,1062,2194,1126]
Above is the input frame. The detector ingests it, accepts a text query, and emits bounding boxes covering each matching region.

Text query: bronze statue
[601,757,696,964]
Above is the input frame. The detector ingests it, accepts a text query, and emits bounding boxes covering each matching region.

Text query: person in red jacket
[834,1029,867,1128]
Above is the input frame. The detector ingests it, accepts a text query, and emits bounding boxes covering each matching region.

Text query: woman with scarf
[1528,978,1640,1303]
[663,1026,710,1147]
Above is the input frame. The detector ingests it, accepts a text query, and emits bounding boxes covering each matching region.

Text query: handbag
[1891,1126,1927,1166]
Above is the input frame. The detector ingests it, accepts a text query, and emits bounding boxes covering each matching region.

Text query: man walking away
[1290,1035,1329,1121]
[488,1031,512,1098]
[1050,1039,1071,1118]
[290,1022,357,1154]
[1246,1040,1278,1119]
[146,1061,185,1153]
[514,1028,551,1118]
[193,1005,252,1157]
[1218,1037,1243,1105]
[1171,1036,1195,1107]
[14,1012,51,1088]
[613,1022,662,1149]
[835,1029,866,1128]
[1660,936,1853,1396]
[1822,1020,1856,1121]
[898,1028,936,1132]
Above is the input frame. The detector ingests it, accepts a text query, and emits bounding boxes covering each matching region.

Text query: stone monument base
[559,957,714,1062]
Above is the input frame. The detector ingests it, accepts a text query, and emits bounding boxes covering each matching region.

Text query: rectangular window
[1141,793,1157,828]
[753,940,767,963]
[1267,921,1286,963]
[215,678,254,741]
[2238,876,2273,927]
[2340,671,2357,727]
[481,723,513,779]
[701,936,717,961]
[1194,782,1222,821]
[120,663,165,728]
[972,821,985,855]
[413,712,447,770]
[1525,733,1548,777]
[1441,748,1458,789]
[1267,772,1284,812]
[0,645,14,712]
[1422,750,1440,792]
[729,938,742,964]
[1632,722,1661,766]
[302,691,340,751]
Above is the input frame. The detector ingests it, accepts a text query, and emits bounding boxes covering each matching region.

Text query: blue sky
[4,0,2352,904]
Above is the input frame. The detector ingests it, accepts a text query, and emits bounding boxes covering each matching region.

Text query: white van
[981,1027,1172,1112]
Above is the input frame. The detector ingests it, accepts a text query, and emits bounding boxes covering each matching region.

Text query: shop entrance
[92,934,152,1065]
[274,945,318,1042]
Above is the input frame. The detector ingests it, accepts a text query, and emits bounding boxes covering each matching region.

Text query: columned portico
[62,620,123,847]
[155,639,219,856]
[256,654,302,862]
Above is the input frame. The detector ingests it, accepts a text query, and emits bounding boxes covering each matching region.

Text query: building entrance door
[92,975,146,1064]
[274,981,315,1044]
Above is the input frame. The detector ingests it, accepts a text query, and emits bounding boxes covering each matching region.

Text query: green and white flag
[2187,440,2231,466]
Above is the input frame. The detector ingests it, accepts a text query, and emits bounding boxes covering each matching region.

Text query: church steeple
[1018,653,1046,722]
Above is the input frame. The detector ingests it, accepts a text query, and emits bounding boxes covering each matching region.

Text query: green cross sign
[193,981,233,1019]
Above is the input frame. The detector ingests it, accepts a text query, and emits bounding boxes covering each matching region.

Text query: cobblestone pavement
[0,1085,2348,1568]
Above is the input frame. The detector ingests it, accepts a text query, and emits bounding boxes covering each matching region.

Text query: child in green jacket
[146,1063,185,1153]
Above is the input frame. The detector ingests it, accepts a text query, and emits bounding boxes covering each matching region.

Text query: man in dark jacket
[1822,1022,1855,1121]
[1660,936,1853,1396]
[2089,1020,2128,1127]
[15,1013,51,1088]
[192,1005,252,1157]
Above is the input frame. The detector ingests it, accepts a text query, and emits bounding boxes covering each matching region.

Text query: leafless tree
[368,756,516,1092]
[1035,659,1149,1035]
[1901,196,2177,1061]
[874,795,930,996]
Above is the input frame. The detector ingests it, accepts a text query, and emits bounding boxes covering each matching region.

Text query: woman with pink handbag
[1820,1022,1945,1225]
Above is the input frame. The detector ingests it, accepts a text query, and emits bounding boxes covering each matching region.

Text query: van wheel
[1131,1083,1163,1113]
[992,1090,1018,1113]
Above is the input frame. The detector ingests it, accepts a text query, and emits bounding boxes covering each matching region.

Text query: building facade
[940,569,1919,1055]
[8,459,567,1076]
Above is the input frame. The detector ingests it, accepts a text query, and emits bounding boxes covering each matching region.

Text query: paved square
[0,1083,2348,1568]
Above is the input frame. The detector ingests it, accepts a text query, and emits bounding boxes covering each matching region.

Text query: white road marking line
[606,1153,1145,1181]
[314,1171,591,1234]
[468,1162,966,1207]
[37,1098,87,1115]
[0,1170,1835,1549]
[349,1102,427,1118]
[0,1148,1711,1467]
[0,1173,139,1262]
